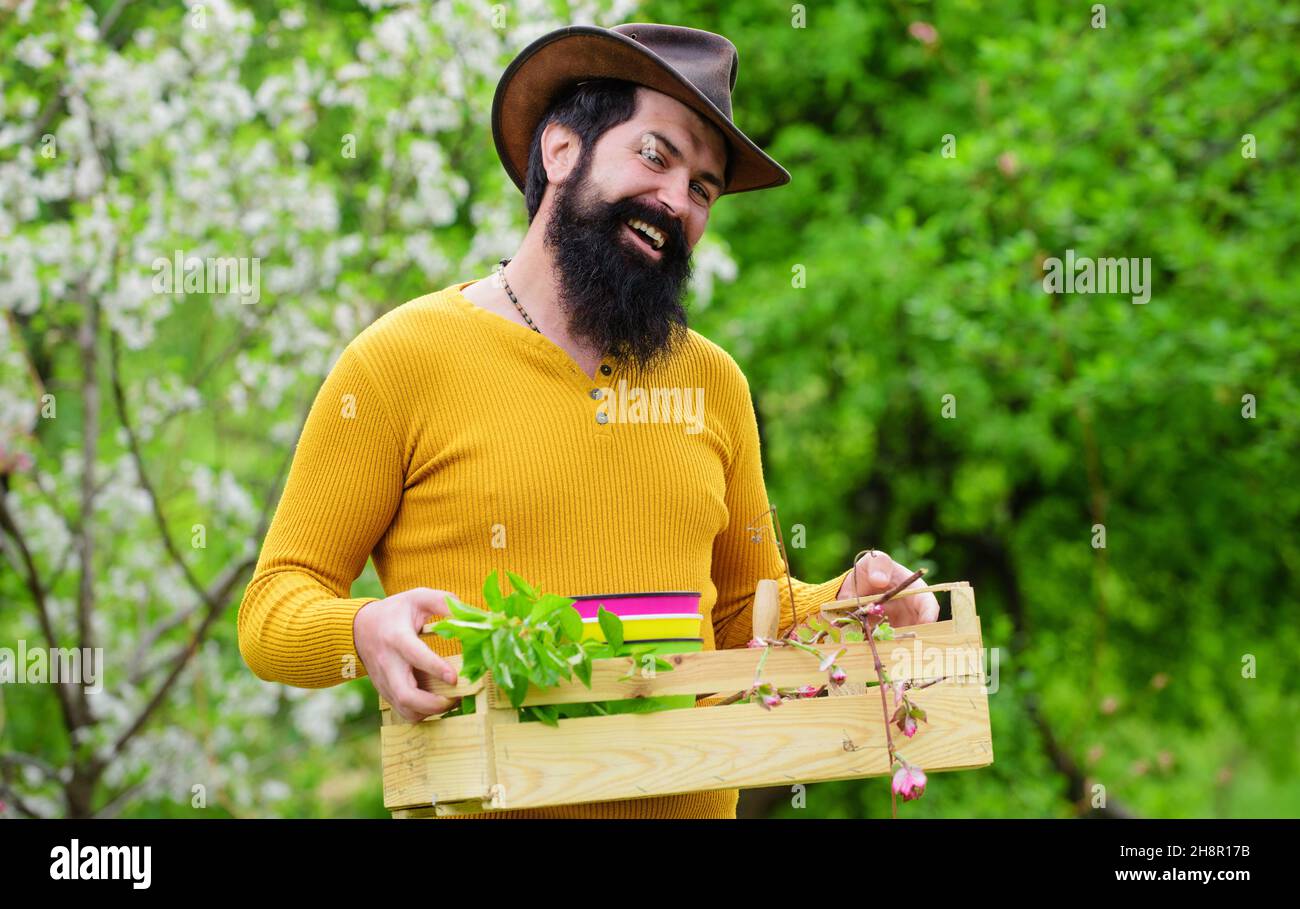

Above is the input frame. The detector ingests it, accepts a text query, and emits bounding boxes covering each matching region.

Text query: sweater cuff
[240,594,380,689]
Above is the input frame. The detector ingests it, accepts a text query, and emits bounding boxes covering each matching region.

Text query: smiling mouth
[622,219,665,258]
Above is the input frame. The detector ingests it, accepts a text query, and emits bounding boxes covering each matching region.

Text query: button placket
[591,360,615,431]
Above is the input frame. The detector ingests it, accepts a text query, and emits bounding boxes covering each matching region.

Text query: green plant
[432,571,676,726]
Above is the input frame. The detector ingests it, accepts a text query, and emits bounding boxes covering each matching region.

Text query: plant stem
[851,566,926,818]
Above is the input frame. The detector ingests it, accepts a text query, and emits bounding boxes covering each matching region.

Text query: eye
[692,182,711,203]
[640,147,665,166]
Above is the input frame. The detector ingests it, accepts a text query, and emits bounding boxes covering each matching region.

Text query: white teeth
[626,218,665,250]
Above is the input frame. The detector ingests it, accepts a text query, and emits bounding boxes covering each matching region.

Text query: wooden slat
[381,713,488,809]
[468,677,990,812]
[820,581,971,612]
[476,622,984,707]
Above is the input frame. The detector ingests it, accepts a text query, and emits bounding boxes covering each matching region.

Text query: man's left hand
[834,549,940,629]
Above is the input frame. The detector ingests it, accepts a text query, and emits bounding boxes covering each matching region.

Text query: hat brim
[492,25,790,198]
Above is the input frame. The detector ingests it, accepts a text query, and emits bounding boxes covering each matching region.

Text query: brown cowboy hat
[491,23,791,198]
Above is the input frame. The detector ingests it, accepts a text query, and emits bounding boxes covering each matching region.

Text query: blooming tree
[0,0,694,818]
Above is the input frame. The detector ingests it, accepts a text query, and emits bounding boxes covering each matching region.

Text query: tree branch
[107,328,213,607]
[76,281,100,659]
[103,387,314,768]
[0,493,82,731]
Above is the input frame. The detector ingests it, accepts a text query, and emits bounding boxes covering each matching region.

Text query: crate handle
[753,579,780,642]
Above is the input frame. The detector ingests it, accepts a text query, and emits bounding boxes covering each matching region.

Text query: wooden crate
[379,581,993,816]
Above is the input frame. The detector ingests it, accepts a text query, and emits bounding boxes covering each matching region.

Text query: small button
[589,388,602,400]
[596,412,609,424]
[599,364,612,376]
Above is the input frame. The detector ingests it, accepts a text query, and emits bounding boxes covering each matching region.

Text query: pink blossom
[762,692,782,709]
[829,666,847,686]
[891,764,927,801]
[797,684,819,698]
[0,445,34,473]
[902,714,917,738]
[746,638,766,649]
[908,21,939,46]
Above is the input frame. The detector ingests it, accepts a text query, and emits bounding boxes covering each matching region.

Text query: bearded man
[238,23,939,819]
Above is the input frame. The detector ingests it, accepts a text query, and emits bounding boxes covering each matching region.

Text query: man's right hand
[353,587,462,724]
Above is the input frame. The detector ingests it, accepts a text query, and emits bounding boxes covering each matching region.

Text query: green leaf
[536,642,573,680]
[503,590,531,620]
[524,704,559,727]
[507,673,529,709]
[597,606,623,649]
[496,660,514,694]
[557,605,584,642]
[482,572,506,614]
[573,654,593,688]
[506,571,538,599]
[528,593,573,626]
[447,595,491,623]
[439,618,494,633]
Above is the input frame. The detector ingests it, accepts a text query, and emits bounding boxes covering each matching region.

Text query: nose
[649,186,690,242]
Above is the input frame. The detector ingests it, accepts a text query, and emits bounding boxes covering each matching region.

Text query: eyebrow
[645,130,724,195]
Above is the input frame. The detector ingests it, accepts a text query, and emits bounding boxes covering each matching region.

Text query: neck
[501,225,564,335]
[501,222,607,363]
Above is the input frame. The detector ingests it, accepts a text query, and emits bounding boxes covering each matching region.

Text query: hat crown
[611,23,737,119]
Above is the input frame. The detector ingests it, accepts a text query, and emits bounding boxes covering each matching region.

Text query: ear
[540,121,581,184]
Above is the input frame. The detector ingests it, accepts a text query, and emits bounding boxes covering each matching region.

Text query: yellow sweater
[237,279,852,818]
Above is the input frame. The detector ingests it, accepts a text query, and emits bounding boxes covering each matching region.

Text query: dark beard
[543,155,694,376]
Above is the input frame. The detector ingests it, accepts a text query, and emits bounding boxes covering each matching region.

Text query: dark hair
[522,79,732,223]
[524,79,640,223]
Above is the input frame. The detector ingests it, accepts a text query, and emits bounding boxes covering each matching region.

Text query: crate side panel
[488,677,991,810]
[382,713,488,809]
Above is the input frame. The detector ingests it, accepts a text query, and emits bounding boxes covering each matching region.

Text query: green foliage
[432,571,674,726]
[648,0,1300,817]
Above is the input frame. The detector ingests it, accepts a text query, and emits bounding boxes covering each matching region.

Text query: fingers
[388,667,460,724]
[849,550,895,595]
[919,593,941,623]
[395,631,458,685]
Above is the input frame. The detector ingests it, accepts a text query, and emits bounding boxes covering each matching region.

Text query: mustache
[604,197,688,260]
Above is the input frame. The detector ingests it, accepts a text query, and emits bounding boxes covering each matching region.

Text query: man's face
[543,87,729,375]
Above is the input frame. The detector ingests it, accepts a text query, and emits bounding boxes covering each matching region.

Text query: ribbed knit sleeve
[710,365,853,651]
[237,340,406,688]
